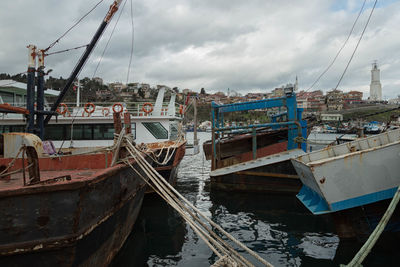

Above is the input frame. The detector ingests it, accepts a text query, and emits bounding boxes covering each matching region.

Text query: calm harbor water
[112,132,397,267]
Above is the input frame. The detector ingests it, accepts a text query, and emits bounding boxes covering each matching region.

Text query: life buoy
[84,102,95,115]
[102,107,110,117]
[142,102,153,114]
[179,105,184,115]
[112,103,123,113]
[56,103,68,115]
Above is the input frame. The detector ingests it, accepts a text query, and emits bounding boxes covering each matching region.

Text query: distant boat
[292,128,400,238]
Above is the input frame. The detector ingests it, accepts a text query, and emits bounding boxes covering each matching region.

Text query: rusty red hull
[0,154,147,266]
[210,157,301,194]
[203,129,288,162]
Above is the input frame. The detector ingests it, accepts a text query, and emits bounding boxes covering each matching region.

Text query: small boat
[292,128,400,238]
[203,85,308,193]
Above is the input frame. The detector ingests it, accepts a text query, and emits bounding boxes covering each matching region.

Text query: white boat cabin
[0,87,184,148]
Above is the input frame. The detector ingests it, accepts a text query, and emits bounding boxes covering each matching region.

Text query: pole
[76,78,80,107]
[26,44,36,133]
[193,96,198,146]
[36,49,45,139]
[44,0,123,126]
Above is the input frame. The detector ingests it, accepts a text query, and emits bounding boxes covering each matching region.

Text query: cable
[44,0,105,52]
[126,0,135,84]
[306,0,367,92]
[45,44,89,56]
[334,0,378,90]
[93,0,128,78]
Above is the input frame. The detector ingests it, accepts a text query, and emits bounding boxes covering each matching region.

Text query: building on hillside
[326,89,344,111]
[296,90,324,112]
[246,93,264,101]
[369,62,382,101]
[388,96,400,104]
[271,87,284,98]
[96,89,113,101]
[0,80,59,105]
[320,113,343,121]
[108,82,126,92]
[343,90,363,107]
[93,77,103,85]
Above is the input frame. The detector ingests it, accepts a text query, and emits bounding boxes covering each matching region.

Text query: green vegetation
[341,106,400,122]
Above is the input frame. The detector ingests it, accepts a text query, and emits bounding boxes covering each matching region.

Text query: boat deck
[0,169,101,192]
[0,152,118,195]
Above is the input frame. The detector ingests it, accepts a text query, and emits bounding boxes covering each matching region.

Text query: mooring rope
[123,146,253,266]
[120,136,273,266]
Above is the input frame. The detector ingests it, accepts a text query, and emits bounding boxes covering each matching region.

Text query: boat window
[0,91,14,104]
[142,122,168,139]
[131,123,136,139]
[0,125,25,133]
[72,125,92,140]
[169,122,179,140]
[44,125,67,140]
[0,124,117,141]
[93,124,115,140]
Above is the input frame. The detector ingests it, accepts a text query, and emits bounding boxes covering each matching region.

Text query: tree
[200,88,206,95]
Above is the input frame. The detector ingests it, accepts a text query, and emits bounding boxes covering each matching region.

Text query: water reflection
[112,132,397,266]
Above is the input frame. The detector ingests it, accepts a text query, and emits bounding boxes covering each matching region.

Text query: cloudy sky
[1,0,399,98]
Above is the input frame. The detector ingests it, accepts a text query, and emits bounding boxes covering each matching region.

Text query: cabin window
[131,123,136,139]
[0,125,24,133]
[93,124,115,140]
[169,122,179,140]
[0,91,14,104]
[142,122,168,139]
[44,125,67,140]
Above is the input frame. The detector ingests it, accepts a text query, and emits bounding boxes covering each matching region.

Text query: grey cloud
[1,0,400,98]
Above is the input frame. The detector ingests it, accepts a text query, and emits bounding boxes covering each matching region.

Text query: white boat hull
[292,129,400,214]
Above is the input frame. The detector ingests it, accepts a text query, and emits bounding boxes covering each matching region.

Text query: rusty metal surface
[203,129,288,160]
[0,104,29,115]
[210,158,301,194]
[292,128,400,210]
[3,133,44,158]
[0,155,147,266]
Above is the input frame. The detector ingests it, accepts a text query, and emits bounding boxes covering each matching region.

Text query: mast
[44,0,123,126]
[36,49,45,139]
[26,44,37,133]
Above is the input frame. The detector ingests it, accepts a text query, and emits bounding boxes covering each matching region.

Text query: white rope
[342,186,400,267]
[0,146,25,177]
[122,137,272,266]
[140,134,184,165]
[124,148,251,266]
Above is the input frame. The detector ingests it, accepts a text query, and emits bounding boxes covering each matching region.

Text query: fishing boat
[0,85,186,193]
[0,130,147,266]
[0,1,150,264]
[203,85,308,193]
[292,128,400,238]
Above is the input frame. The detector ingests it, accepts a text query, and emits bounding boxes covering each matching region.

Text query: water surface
[112,132,397,266]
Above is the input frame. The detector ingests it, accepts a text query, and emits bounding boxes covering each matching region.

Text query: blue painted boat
[292,128,400,238]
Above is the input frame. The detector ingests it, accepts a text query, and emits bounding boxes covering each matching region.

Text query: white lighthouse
[369,62,382,101]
